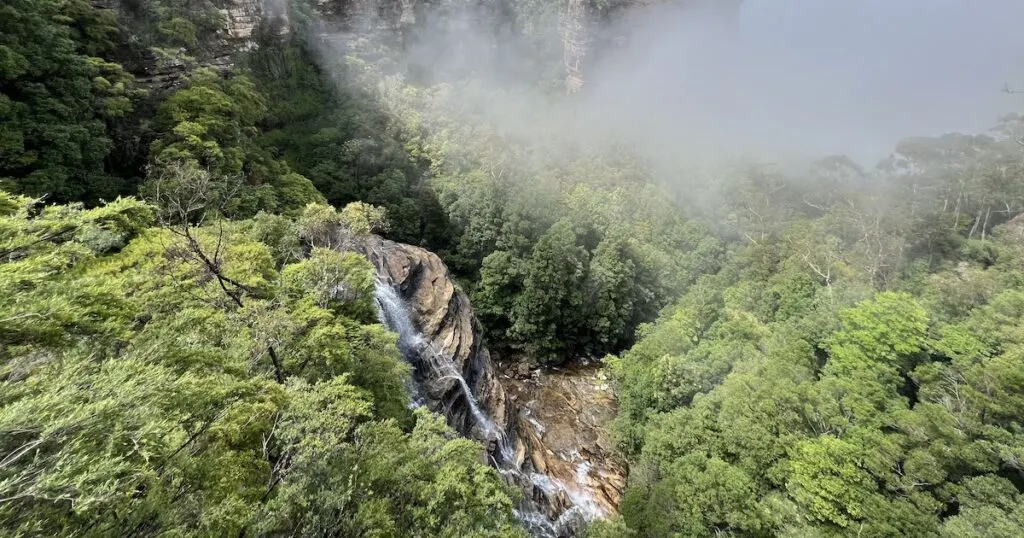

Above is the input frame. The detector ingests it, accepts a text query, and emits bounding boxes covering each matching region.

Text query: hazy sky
[579,0,1024,163]
[739,0,1024,157]
[335,0,1024,168]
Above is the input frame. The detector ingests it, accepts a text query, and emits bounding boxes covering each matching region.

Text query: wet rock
[357,235,627,535]
[502,362,628,518]
[361,236,514,443]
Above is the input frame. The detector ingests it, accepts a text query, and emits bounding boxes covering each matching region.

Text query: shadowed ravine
[359,235,626,537]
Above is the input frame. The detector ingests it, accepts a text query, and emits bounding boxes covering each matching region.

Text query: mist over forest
[323,0,1024,164]
[2,0,1024,536]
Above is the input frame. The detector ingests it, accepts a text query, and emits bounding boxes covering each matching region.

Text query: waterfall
[373,281,426,408]
[374,281,493,427]
[529,472,605,525]
[374,278,574,537]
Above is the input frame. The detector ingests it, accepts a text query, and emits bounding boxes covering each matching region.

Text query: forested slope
[2,0,1024,536]
[0,190,526,536]
[589,119,1024,537]
[0,1,524,534]
[602,203,1024,537]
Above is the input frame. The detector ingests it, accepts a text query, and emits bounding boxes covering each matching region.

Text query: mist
[582,0,1024,163]
[310,0,1024,170]
[737,0,1024,159]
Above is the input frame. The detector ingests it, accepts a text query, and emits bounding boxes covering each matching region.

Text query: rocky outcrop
[222,0,291,44]
[122,0,290,91]
[501,362,627,518]
[360,235,626,536]
[362,236,514,446]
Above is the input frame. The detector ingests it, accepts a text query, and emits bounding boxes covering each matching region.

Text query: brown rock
[357,235,626,533]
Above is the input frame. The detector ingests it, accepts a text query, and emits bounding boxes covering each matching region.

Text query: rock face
[120,0,290,91]
[222,0,290,44]
[501,362,627,518]
[360,236,626,536]
[363,236,514,445]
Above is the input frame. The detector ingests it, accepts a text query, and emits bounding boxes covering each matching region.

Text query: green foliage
[507,219,588,362]
[474,250,527,342]
[340,201,391,236]
[610,214,1024,536]
[0,191,153,350]
[584,517,636,538]
[3,1,1024,533]
[473,213,674,364]
[148,68,323,217]
[623,454,763,536]
[281,247,377,319]
[248,39,452,248]
[294,201,390,250]
[940,476,1024,537]
[297,202,344,247]
[826,291,929,371]
[116,0,225,52]
[786,436,878,527]
[0,0,137,202]
[586,234,657,350]
[0,192,524,537]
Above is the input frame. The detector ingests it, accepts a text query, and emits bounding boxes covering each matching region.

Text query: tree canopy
[0,190,526,537]
[2,0,1024,535]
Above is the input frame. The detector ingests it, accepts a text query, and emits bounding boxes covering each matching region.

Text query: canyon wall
[360,236,626,536]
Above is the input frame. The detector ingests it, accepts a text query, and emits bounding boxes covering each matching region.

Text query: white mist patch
[317,0,1024,170]
[581,0,1024,163]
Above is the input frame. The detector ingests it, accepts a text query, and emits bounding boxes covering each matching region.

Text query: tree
[148,68,322,217]
[585,234,655,352]
[0,0,135,202]
[940,476,1024,537]
[473,250,527,346]
[0,190,525,537]
[509,219,588,363]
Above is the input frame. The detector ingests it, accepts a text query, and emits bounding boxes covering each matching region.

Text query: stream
[374,280,616,537]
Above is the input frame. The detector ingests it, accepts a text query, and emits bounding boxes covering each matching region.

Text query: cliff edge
[360,235,626,535]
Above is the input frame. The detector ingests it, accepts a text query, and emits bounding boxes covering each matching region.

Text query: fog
[312,0,1024,168]
[738,0,1024,159]
[581,0,1024,163]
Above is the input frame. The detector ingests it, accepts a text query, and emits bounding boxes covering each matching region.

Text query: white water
[530,472,605,522]
[374,279,597,537]
[575,462,592,485]
[374,281,494,426]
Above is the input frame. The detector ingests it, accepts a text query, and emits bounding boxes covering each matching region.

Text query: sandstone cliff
[359,236,626,535]
[363,236,515,446]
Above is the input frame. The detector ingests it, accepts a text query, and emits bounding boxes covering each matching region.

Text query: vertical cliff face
[360,236,626,536]
[164,0,741,96]
[363,236,515,446]
[221,0,290,44]
[117,0,292,90]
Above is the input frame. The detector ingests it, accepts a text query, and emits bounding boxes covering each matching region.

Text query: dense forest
[2,0,1023,536]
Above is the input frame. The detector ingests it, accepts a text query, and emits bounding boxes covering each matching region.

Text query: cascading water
[373,279,567,537]
[374,280,497,434]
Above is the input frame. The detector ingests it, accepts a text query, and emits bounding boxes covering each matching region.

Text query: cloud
[581,0,1024,162]
[309,0,1024,169]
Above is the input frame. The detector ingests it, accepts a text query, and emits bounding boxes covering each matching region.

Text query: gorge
[360,235,626,536]
[4,0,1024,536]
